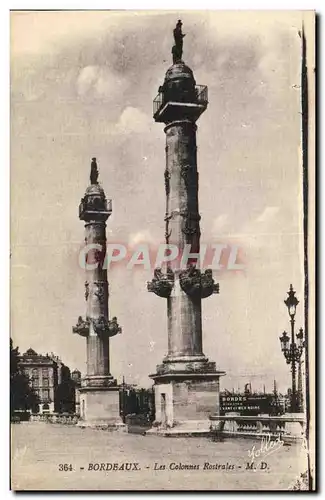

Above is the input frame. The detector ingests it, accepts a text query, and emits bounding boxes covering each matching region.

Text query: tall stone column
[84,217,110,384]
[165,120,204,362]
[147,22,225,435]
[73,158,124,429]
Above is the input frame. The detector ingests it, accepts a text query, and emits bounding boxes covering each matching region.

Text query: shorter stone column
[72,159,125,430]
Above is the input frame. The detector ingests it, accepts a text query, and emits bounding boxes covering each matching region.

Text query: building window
[32,379,39,389]
[42,368,49,377]
[43,378,49,387]
[43,390,50,401]
[32,368,39,378]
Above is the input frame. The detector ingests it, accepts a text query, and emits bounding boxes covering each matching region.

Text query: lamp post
[279,285,305,413]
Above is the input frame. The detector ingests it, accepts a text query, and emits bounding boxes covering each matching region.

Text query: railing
[30,413,79,425]
[106,199,112,212]
[153,95,162,116]
[79,197,112,219]
[209,414,305,442]
[196,84,208,104]
[153,84,208,116]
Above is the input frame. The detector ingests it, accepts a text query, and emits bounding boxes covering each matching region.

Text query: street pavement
[11,422,308,491]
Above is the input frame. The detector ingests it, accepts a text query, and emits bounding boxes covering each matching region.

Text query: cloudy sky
[11,11,308,392]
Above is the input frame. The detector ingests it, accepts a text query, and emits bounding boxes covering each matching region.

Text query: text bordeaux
[88,462,140,471]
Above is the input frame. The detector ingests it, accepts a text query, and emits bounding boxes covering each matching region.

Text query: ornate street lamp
[279,331,290,356]
[279,285,305,413]
[284,284,299,318]
[296,328,304,349]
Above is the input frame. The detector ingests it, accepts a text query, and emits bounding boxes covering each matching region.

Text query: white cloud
[76,65,127,100]
[76,66,98,96]
[128,230,156,247]
[114,107,151,135]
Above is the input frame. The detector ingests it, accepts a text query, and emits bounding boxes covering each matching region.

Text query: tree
[55,380,76,413]
[54,364,76,413]
[10,339,39,416]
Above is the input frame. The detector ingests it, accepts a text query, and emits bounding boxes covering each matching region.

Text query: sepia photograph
[10,9,315,491]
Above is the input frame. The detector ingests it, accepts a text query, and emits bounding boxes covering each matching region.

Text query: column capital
[147,267,175,298]
[92,316,122,337]
[179,265,219,299]
[72,316,90,337]
[72,316,122,337]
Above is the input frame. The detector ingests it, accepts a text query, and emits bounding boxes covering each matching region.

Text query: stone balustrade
[30,413,80,425]
[209,414,305,442]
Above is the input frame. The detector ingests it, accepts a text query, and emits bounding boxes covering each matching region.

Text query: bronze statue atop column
[172,20,185,64]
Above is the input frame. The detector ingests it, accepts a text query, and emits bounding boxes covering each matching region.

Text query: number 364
[58,464,73,471]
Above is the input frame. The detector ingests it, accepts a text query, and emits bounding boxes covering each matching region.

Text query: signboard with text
[220,393,275,416]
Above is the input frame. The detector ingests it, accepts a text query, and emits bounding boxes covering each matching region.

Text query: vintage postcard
[10,10,315,491]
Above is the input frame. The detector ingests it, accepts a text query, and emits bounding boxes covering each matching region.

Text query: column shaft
[165,120,200,254]
[86,336,109,376]
[85,221,110,376]
[167,282,203,357]
[165,120,203,359]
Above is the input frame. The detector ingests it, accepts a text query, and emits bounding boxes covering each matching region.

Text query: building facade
[19,348,76,414]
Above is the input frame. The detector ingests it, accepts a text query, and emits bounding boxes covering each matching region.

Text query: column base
[78,383,126,431]
[148,369,225,436]
[81,374,117,389]
[152,355,222,376]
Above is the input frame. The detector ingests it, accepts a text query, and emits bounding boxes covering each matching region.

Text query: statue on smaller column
[90,157,99,185]
[172,20,185,64]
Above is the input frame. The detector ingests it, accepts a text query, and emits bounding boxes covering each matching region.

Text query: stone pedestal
[148,371,224,435]
[150,360,224,435]
[78,386,125,430]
